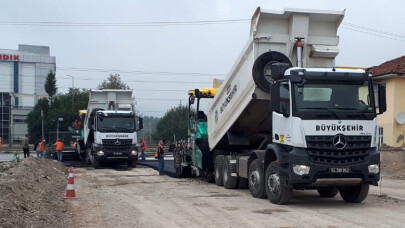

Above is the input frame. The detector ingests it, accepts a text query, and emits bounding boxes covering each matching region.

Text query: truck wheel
[85,149,91,165]
[248,159,267,198]
[265,161,293,204]
[214,155,224,186]
[128,160,137,169]
[339,183,370,203]
[238,177,248,189]
[252,51,293,92]
[317,187,339,197]
[92,157,101,169]
[182,166,192,178]
[223,156,238,189]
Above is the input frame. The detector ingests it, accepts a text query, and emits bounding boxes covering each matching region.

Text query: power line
[56,66,226,77]
[0,18,403,41]
[0,19,250,27]
[341,22,405,39]
[136,98,187,101]
[340,25,405,42]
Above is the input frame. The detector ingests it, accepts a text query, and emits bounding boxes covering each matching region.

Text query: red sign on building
[0,54,20,61]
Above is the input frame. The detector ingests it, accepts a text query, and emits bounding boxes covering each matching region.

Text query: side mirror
[378,84,387,114]
[270,83,280,113]
[138,117,143,131]
[189,95,195,104]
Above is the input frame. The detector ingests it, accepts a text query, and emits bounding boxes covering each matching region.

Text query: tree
[152,106,189,143]
[26,98,50,142]
[138,116,161,144]
[26,89,90,143]
[97,74,130,89]
[45,71,57,98]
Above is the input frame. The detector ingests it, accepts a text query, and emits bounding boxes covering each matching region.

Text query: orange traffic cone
[64,167,76,199]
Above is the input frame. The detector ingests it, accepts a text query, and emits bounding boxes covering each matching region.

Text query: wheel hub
[268,173,280,194]
[249,170,260,189]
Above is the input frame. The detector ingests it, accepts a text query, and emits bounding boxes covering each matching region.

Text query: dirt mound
[0,158,74,228]
[0,162,15,173]
[381,160,405,179]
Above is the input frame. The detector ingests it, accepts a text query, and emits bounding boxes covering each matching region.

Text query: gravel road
[67,166,405,228]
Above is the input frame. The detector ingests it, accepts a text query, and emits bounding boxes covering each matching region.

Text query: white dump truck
[179,8,386,204]
[78,89,143,168]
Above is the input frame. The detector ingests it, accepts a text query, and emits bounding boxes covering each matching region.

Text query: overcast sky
[1,0,404,117]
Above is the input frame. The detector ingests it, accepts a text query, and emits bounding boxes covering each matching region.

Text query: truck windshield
[294,80,375,118]
[97,117,135,133]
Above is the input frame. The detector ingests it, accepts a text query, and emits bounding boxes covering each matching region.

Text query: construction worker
[73,119,81,129]
[55,139,64,161]
[157,139,167,175]
[0,136,2,152]
[21,134,30,158]
[140,139,147,161]
[39,140,47,158]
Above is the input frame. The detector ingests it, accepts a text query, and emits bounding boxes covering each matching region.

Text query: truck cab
[82,89,143,169]
[265,65,386,203]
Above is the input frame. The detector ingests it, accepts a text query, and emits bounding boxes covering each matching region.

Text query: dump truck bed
[207,8,344,150]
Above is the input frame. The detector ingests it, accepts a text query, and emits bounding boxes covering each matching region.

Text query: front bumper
[281,147,380,188]
[93,144,138,162]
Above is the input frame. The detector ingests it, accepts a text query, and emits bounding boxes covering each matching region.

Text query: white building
[0,44,56,143]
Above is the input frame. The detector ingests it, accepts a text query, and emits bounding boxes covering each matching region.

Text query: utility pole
[41,110,44,140]
[56,117,63,140]
[148,118,152,145]
[66,75,74,110]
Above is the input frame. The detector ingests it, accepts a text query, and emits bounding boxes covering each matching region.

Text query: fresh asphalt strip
[138,159,180,178]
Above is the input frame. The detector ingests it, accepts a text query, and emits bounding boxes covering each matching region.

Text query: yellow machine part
[78,110,87,115]
[188,88,218,98]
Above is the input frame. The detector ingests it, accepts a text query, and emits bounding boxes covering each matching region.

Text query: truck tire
[85,149,91,165]
[248,159,267,198]
[317,187,339,197]
[128,160,137,169]
[214,155,224,186]
[238,177,248,189]
[223,156,238,189]
[252,51,293,92]
[265,161,293,204]
[92,156,101,169]
[339,183,370,203]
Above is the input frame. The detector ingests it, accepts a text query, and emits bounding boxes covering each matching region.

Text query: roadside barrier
[64,166,76,199]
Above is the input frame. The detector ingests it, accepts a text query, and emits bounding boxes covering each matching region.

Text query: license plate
[113,152,123,155]
[329,167,351,173]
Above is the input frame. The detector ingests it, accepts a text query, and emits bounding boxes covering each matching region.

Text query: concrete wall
[376,76,405,147]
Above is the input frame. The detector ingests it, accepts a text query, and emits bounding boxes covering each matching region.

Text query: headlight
[292,164,310,175]
[97,151,104,156]
[131,150,138,156]
[368,164,379,174]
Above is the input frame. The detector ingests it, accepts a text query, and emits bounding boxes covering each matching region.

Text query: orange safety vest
[56,141,64,151]
[0,137,2,148]
[140,140,147,150]
[39,142,45,152]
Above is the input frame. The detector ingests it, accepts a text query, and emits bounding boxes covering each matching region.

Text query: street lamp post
[66,75,74,110]
[56,117,63,140]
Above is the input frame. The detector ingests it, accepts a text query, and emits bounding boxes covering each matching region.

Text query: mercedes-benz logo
[114,139,121,145]
[332,134,347,150]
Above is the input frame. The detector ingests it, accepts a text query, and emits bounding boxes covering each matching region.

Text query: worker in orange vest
[0,136,2,151]
[39,140,46,158]
[157,139,167,175]
[55,139,64,161]
[73,119,81,129]
[140,139,147,161]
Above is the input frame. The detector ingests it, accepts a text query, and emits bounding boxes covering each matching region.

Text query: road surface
[66,166,405,228]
